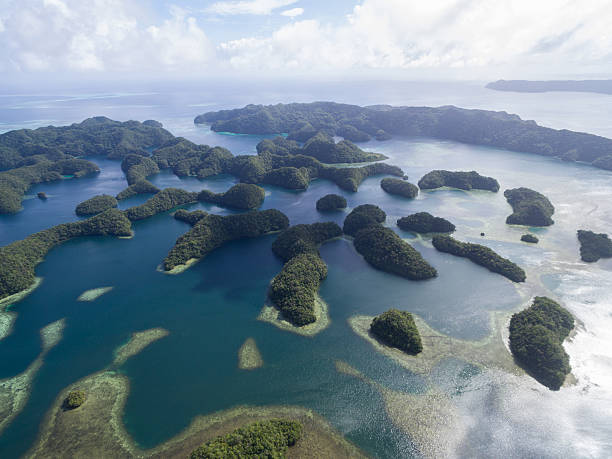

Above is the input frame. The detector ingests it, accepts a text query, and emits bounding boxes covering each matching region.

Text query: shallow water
[0,83,611,457]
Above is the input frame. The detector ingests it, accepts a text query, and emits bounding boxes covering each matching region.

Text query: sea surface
[0,80,611,458]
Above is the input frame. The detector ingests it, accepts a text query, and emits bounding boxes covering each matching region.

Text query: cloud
[280,7,304,18]
[0,0,215,74]
[207,0,298,16]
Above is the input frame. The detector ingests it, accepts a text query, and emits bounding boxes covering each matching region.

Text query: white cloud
[207,0,297,16]
[280,7,303,18]
[0,0,214,73]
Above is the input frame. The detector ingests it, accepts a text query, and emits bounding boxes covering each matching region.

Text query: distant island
[196,101,612,173]
[577,230,612,262]
[487,79,612,95]
[504,188,555,226]
[509,297,574,390]
[418,170,499,192]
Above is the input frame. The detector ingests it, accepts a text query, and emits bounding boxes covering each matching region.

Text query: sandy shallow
[77,286,114,302]
[258,294,330,337]
[238,337,263,370]
[113,328,170,366]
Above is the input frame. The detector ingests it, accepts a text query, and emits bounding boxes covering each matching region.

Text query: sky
[1,0,611,82]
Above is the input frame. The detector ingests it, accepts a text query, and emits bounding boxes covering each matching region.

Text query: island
[37,192,47,200]
[124,188,198,221]
[190,419,302,458]
[509,297,574,390]
[397,212,455,233]
[316,194,347,211]
[577,230,612,262]
[342,204,387,237]
[162,209,290,272]
[504,188,555,226]
[418,170,500,192]
[198,183,265,210]
[432,235,526,282]
[521,234,539,244]
[486,79,612,95]
[380,177,419,198]
[116,180,160,200]
[268,222,342,326]
[64,390,86,410]
[370,309,422,354]
[75,195,118,216]
[0,209,132,300]
[0,117,173,214]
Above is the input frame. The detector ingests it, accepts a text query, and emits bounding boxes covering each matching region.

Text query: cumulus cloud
[0,0,214,73]
[207,0,298,15]
[280,7,304,18]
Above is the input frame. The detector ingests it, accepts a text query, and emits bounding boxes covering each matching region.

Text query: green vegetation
[262,166,310,190]
[343,204,386,237]
[121,154,159,185]
[0,117,172,214]
[504,188,555,226]
[380,178,419,198]
[319,162,404,192]
[397,212,455,233]
[195,101,612,173]
[190,419,302,459]
[370,309,423,355]
[115,180,160,200]
[269,222,341,326]
[300,132,386,163]
[432,235,526,282]
[0,209,132,300]
[64,390,86,410]
[198,183,265,210]
[509,297,574,390]
[163,209,289,271]
[577,230,612,262]
[125,188,198,221]
[521,234,539,244]
[174,209,208,225]
[316,194,347,211]
[75,195,118,216]
[354,226,437,280]
[152,138,233,179]
[418,170,499,192]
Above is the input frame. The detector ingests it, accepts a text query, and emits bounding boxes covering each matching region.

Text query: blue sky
[1,0,611,81]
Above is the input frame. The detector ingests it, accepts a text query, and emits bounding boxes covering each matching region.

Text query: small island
[504,188,555,226]
[342,204,386,237]
[37,192,47,200]
[63,390,86,410]
[198,183,265,210]
[397,212,455,233]
[509,297,574,390]
[316,194,347,211]
[521,234,539,244]
[380,177,419,198]
[577,230,612,262]
[370,309,423,355]
[75,195,118,216]
[432,235,526,282]
[418,170,500,192]
[190,419,302,458]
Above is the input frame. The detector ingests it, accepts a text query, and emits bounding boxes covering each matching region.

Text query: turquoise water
[1,84,612,457]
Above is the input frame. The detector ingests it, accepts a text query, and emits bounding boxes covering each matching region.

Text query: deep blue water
[1,81,611,458]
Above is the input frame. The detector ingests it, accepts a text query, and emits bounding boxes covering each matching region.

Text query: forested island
[397,212,455,233]
[0,117,172,214]
[380,177,418,198]
[521,234,539,244]
[75,195,118,216]
[344,205,437,280]
[190,419,302,458]
[269,222,342,326]
[195,101,612,173]
[316,194,347,211]
[418,170,499,192]
[577,230,612,262]
[487,79,612,95]
[163,209,289,271]
[197,183,265,210]
[504,188,555,226]
[370,309,422,354]
[509,297,574,390]
[432,235,526,282]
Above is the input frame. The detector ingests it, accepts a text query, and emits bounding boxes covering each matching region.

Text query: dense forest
[269,222,342,326]
[577,230,612,262]
[190,419,302,458]
[370,309,423,354]
[75,194,118,216]
[316,194,347,211]
[509,297,574,390]
[504,188,555,226]
[397,212,455,233]
[418,170,499,192]
[521,234,539,244]
[380,177,419,198]
[432,235,526,282]
[198,183,265,210]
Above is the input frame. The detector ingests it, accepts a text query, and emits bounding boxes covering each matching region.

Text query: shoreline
[257,294,330,337]
[0,277,43,309]
[159,258,199,275]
